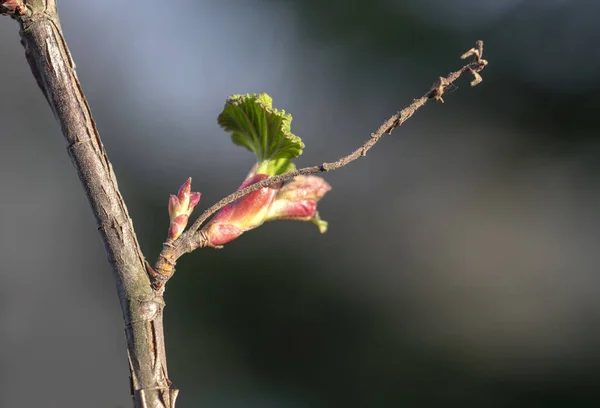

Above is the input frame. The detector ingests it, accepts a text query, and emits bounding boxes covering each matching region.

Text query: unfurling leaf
[210,93,330,246]
[217,93,304,176]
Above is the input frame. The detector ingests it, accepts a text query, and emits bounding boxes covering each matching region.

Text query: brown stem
[153,42,488,284]
[2,1,177,407]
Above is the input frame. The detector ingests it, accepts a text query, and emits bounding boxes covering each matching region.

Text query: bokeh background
[1,0,600,406]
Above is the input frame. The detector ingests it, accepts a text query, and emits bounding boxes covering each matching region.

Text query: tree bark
[3,1,177,406]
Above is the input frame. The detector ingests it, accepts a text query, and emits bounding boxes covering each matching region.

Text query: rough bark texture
[4,1,177,406]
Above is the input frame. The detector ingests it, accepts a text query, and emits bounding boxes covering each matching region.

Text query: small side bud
[168,214,189,241]
[168,195,180,222]
[167,178,201,240]
[178,177,192,203]
[189,192,201,209]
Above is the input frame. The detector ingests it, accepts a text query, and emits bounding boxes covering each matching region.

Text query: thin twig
[152,41,488,285]
[192,47,487,234]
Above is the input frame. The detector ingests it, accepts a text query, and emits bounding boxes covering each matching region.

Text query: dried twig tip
[469,69,483,87]
[460,40,487,87]
[461,40,484,62]
[429,77,450,103]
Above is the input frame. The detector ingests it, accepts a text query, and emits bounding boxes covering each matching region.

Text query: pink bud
[178,177,192,200]
[267,200,317,220]
[203,174,278,247]
[205,224,243,247]
[168,195,180,222]
[168,214,189,241]
[167,178,201,235]
[177,177,192,211]
[202,172,331,247]
[274,176,331,202]
[266,176,331,224]
[189,192,201,209]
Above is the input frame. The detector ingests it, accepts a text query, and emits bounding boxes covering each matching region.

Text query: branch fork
[151,41,489,290]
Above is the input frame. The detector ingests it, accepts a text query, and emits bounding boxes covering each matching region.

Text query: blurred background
[1,0,600,406]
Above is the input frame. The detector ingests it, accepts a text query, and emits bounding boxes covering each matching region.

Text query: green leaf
[217,93,304,163]
[256,158,296,176]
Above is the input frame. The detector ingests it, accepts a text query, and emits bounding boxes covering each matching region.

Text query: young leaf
[255,157,296,176]
[217,93,304,165]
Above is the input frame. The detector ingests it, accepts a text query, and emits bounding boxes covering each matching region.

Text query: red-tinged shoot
[203,172,330,247]
[201,93,331,247]
[266,175,330,232]
[168,177,201,241]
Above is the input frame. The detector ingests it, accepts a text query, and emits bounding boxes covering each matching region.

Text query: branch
[194,46,487,233]
[2,1,177,407]
[152,41,488,285]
